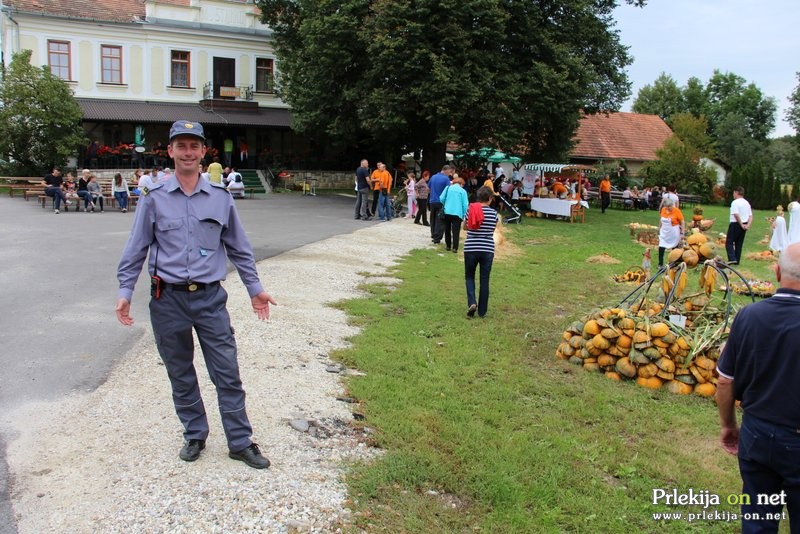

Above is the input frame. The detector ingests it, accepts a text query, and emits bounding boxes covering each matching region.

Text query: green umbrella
[487,151,521,163]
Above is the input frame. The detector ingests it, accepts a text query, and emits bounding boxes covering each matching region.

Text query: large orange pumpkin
[666,380,693,395]
[615,357,637,378]
[694,383,716,397]
[636,376,664,389]
[682,249,700,267]
[668,248,685,263]
[687,233,708,246]
[698,242,718,259]
[649,322,670,338]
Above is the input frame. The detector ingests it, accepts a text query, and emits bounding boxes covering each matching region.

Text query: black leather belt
[167,281,220,292]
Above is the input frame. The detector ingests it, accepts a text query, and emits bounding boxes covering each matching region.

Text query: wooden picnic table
[1,177,43,198]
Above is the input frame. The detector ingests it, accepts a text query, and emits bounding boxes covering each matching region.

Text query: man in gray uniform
[115,120,277,469]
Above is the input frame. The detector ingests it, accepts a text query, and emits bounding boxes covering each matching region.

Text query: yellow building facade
[0,0,303,169]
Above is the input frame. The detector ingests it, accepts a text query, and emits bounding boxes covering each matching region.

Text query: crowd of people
[600,175,677,214]
[353,161,502,319]
[41,161,248,214]
[42,167,108,214]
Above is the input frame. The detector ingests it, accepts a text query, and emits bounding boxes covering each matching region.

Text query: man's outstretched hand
[116,298,134,326]
[251,292,277,320]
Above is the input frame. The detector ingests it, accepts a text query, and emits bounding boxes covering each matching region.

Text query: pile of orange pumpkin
[665,230,720,267]
[556,304,719,398]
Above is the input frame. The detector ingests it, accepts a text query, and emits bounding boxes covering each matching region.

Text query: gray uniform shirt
[117,176,264,302]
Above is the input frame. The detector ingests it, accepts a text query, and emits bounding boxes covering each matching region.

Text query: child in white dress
[404,173,417,218]
[769,205,788,255]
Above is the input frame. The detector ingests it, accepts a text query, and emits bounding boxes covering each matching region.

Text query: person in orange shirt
[482,174,499,207]
[599,174,612,214]
[370,164,384,217]
[657,197,685,268]
[373,162,394,221]
[551,180,568,198]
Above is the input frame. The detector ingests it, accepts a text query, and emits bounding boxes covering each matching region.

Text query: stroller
[391,188,409,218]
[497,193,522,224]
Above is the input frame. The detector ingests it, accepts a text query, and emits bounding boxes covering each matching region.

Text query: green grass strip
[333,204,786,533]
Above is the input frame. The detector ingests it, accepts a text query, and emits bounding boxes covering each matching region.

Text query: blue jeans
[45,186,66,210]
[738,413,800,533]
[91,193,104,210]
[378,191,392,220]
[77,190,93,209]
[114,192,128,210]
[464,251,494,317]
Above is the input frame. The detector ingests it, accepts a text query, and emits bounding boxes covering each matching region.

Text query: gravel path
[4,219,429,533]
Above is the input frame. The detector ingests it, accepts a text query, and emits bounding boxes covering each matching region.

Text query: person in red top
[599,175,612,214]
[239,139,248,165]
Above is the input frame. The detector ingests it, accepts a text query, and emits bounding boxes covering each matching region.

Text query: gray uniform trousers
[150,283,253,451]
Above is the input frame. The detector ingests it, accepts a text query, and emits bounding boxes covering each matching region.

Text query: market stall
[523,163,595,222]
[522,163,596,198]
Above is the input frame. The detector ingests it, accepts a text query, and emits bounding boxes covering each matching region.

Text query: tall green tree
[768,136,800,184]
[259,0,644,170]
[714,112,765,167]
[683,77,706,118]
[670,113,715,156]
[704,70,776,142]
[787,71,800,139]
[726,160,781,210]
[0,50,86,173]
[633,70,776,172]
[631,72,684,123]
[641,113,717,200]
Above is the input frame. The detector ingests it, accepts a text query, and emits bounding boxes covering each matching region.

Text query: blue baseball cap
[169,120,205,142]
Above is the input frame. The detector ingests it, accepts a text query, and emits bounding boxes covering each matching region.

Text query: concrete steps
[239,169,266,193]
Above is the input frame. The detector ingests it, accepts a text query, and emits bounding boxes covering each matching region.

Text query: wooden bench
[8,183,42,198]
[587,190,653,210]
[678,194,702,208]
[23,186,47,200]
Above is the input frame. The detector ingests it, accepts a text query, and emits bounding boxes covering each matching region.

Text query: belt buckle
[188,283,198,292]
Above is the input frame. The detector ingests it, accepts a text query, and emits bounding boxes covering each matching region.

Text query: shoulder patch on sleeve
[145,183,164,194]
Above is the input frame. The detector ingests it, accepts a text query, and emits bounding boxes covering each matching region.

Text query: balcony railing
[203,82,254,101]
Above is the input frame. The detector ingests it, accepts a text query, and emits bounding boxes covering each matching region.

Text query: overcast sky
[613,0,800,137]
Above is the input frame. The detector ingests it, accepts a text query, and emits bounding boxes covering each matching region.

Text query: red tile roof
[571,112,673,162]
[3,0,145,23]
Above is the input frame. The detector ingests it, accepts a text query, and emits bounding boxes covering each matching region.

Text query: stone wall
[282,170,355,191]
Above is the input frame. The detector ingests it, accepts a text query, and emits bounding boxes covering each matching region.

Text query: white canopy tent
[523,163,576,173]
[520,163,597,197]
[522,163,597,173]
